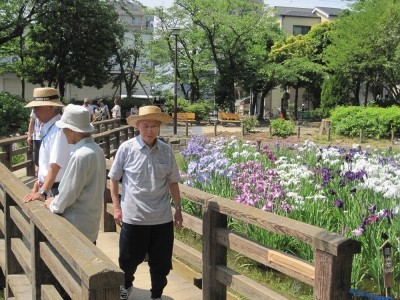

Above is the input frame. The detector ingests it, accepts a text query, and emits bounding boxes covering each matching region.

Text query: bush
[330,106,400,138]
[0,92,30,138]
[186,100,213,121]
[163,97,190,115]
[270,118,295,137]
[242,116,259,133]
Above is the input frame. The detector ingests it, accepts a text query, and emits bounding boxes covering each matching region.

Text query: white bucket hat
[127,105,171,128]
[56,104,95,133]
[25,87,64,108]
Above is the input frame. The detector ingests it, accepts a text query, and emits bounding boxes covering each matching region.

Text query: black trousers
[119,221,173,299]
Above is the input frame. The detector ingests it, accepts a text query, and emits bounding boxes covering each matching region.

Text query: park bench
[218,112,242,126]
[176,112,196,125]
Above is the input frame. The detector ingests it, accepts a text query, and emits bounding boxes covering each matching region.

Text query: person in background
[99,99,110,120]
[44,104,106,244]
[130,105,138,116]
[93,102,102,121]
[82,98,94,119]
[111,97,121,119]
[23,87,70,202]
[108,106,183,300]
[27,109,42,174]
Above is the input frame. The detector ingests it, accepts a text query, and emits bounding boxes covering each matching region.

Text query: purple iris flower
[334,199,344,208]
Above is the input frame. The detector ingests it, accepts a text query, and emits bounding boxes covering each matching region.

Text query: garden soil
[200,121,398,150]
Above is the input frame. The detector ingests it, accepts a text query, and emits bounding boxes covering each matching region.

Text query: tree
[0,0,48,46]
[270,35,326,120]
[20,0,124,98]
[147,5,214,102]
[324,0,400,105]
[235,11,283,119]
[111,32,147,99]
[174,0,276,112]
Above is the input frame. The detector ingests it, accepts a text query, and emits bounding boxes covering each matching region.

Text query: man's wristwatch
[38,188,47,200]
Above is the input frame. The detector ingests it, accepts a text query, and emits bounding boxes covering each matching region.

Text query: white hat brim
[56,119,95,133]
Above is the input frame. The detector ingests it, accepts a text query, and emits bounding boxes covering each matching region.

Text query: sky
[139,0,353,9]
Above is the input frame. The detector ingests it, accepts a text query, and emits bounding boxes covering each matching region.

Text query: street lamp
[172,27,180,135]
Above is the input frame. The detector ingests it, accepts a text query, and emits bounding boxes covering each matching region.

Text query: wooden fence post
[0,144,12,170]
[360,129,363,144]
[186,123,189,137]
[203,201,227,300]
[391,129,395,145]
[297,126,300,140]
[214,122,217,137]
[314,250,355,299]
[327,127,331,142]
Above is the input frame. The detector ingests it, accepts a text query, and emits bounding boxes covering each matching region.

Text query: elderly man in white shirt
[23,87,70,202]
[44,104,106,243]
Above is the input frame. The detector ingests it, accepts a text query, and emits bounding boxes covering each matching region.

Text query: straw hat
[127,105,171,128]
[25,87,64,108]
[55,104,94,133]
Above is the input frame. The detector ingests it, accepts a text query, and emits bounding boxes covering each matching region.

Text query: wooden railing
[103,165,361,300]
[0,124,361,299]
[92,119,121,134]
[0,163,123,299]
[0,123,134,174]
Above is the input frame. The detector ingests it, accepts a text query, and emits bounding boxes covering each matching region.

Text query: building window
[293,25,311,35]
[131,16,142,26]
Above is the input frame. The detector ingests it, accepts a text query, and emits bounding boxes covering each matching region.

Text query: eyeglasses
[140,124,160,131]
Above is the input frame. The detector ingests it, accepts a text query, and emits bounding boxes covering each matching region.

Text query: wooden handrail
[102,164,361,300]
[1,124,362,299]
[0,163,123,299]
[0,124,134,175]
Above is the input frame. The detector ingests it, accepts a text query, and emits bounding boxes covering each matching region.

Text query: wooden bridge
[0,119,361,300]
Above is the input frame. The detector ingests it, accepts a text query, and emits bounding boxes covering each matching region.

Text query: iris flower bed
[180,135,400,296]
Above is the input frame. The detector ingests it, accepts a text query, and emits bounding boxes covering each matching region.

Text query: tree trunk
[294,87,299,120]
[364,81,369,107]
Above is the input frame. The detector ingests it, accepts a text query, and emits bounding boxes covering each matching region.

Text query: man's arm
[169,182,183,230]
[27,117,34,143]
[23,163,60,202]
[110,179,122,225]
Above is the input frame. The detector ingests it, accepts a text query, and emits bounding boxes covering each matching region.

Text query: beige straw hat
[25,87,64,108]
[127,105,171,128]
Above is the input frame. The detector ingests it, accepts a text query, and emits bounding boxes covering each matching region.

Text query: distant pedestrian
[82,98,94,119]
[130,105,138,116]
[98,99,110,120]
[111,97,121,119]
[27,109,42,172]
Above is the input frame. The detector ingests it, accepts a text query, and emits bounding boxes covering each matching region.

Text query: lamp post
[172,27,180,135]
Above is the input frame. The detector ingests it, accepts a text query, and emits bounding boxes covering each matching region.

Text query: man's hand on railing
[23,191,45,202]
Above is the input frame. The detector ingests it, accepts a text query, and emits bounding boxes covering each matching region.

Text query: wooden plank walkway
[96,231,202,300]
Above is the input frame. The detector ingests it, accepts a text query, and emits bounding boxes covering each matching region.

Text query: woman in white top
[111,98,121,119]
